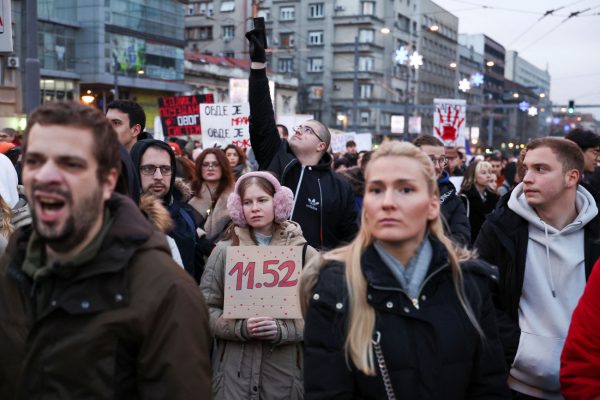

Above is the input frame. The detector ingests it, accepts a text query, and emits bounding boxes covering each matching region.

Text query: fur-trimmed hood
[139,193,173,233]
[173,178,193,203]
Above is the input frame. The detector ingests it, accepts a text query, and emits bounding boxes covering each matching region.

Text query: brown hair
[0,195,13,237]
[192,148,234,200]
[176,156,196,183]
[23,101,121,182]
[525,137,584,176]
[412,134,444,148]
[224,144,247,166]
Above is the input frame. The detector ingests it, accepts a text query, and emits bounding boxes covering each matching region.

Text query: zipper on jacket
[280,159,296,184]
[369,264,448,310]
[289,165,306,220]
[317,177,323,248]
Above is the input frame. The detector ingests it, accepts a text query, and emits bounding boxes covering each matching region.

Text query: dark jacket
[115,144,141,205]
[0,194,212,400]
[131,139,212,281]
[249,68,358,250]
[460,186,499,245]
[439,173,471,246]
[304,239,510,400]
[474,190,600,366]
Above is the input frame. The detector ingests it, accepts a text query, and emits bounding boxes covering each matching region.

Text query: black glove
[245,17,268,63]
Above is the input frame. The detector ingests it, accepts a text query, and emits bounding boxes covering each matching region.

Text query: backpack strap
[459,193,470,218]
[302,242,308,269]
[179,208,197,244]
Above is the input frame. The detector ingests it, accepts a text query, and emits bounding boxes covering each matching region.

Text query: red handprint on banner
[434,106,464,142]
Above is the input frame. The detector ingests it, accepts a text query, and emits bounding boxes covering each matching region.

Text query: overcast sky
[433,0,600,118]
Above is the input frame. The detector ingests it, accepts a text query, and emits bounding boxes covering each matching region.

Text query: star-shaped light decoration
[470,72,484,87]
[528,106,538,117]
[394,47,409,65]
[519,101,530,112]
[458,78,471,92]
[409,51,424,69]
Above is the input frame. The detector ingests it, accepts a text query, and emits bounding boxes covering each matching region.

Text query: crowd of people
[0,17,600,400]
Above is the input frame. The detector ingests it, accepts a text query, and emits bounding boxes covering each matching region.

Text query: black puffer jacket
[438,174,471,246]
[304,238,510,400]
[249,68,358,250]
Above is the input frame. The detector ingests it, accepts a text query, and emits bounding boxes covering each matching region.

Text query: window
[222,25,235,40]
[308,85,323,99]
[309,3,324,18]
[278,58,294,73]
[280,6,295,21]
[307,57,323,72]
[222,51,235,58]
[199,2,214,16]
[358,56,373,71]
[358,29,374,43]
[361,1,375,15]
[360,111,371,125]
[360,84,373,99]
[220,1,235,12]
[280,33,295,48]
[308,31,324,45]
[185,26,213,41]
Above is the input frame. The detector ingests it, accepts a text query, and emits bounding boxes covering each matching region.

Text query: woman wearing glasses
[189,148,235,246]
[301,141,509,399]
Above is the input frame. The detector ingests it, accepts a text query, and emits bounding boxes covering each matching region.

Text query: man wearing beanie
[245,18,358,250]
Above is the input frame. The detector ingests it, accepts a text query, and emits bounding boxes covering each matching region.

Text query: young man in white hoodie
[475,137,600,400]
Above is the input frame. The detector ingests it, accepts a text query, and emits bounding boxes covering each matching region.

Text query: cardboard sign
[224,246,303,319]
[200,103,251,149]
[433,98,467,147]
[157,94,214,137]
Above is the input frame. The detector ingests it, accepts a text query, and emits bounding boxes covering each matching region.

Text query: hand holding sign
[224,246,302,319]
[247,317,278,341]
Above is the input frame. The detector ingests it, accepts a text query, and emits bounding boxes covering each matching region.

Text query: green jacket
[0,193,212,399]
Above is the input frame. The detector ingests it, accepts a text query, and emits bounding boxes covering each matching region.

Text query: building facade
[6,0,190,131]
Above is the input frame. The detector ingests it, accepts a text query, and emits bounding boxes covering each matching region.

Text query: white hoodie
[507,183,598,399]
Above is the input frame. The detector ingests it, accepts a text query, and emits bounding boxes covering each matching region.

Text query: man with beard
[0,101,212,399]
[245,18,358,249]
[131,139,212,282]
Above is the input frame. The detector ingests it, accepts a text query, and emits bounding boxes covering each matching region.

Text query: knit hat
[227,171,294,227]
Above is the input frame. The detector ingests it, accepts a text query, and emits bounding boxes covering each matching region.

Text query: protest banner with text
[200,103,251,149]
[157,94,213,137]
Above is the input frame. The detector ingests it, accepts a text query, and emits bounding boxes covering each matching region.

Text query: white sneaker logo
[306,198,319,211]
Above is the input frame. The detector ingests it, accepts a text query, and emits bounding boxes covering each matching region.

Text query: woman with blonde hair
[459,160,500,244]
[301,141,509,399]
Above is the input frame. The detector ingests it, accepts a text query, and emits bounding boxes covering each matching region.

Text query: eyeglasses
[140,164,172,176]
[295,124,325,143]
[428,155,448,167]
[201,161,221,169]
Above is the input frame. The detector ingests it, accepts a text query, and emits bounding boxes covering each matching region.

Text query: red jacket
[561,258,600,399]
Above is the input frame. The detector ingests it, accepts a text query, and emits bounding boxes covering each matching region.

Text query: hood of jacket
[130,139,177,206]
[508,182,598,235]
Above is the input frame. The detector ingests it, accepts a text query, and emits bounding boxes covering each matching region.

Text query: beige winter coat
[188,183,233,243]
[201,221,319,400]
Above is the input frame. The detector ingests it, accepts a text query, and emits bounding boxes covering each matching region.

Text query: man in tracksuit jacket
[245,18,358,250]
[475,137,600,399]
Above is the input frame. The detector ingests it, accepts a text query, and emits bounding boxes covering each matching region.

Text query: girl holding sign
[201,171,318,400]
[301,141,510,399]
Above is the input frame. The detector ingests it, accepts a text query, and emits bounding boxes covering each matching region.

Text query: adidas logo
[306,197,319,211]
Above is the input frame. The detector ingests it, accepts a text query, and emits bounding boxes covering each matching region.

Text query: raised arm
[246,18,282,170]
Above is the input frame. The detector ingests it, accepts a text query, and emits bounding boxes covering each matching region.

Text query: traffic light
[567,100,575,114]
